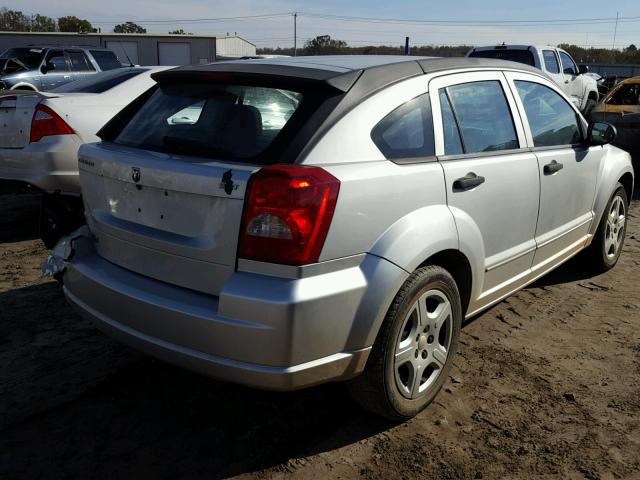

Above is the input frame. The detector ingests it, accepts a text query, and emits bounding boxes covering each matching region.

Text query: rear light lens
[239,164,340,265]
[30,103,73,143]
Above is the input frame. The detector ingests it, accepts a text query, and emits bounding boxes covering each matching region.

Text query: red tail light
[238,164,340,265]
[30,103,73,143]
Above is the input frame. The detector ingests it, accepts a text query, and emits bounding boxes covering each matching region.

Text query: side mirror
[588,122,616,146]
[578,64,589,75]
[40,64,49,74]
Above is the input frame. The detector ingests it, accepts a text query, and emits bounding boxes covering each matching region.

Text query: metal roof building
[0,32,256,65]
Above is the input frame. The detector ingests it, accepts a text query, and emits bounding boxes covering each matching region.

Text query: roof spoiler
[151,64,362,93]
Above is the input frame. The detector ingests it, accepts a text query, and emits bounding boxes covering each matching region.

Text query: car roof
[156,55,545,93]
[618,76,640,85]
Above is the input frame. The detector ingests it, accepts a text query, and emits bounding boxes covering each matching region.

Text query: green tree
[58,15,96,33]
[304,35,347,55]
[30,14,56,32]
[113,21,146,34]
[0,8,31,31]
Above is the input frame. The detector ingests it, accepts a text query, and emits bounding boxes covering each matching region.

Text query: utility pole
[612,11,619,50]
[293,12,298,56]
[404,36,410,55]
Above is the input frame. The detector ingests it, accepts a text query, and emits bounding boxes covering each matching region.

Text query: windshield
[606,83,640,106]
[0,47,45,72]
[469,49,536,67]
[115,83,304,162]
[53,68,147,94]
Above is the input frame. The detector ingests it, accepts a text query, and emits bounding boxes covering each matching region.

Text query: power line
[90,13,291,25]
[298,12,640,26]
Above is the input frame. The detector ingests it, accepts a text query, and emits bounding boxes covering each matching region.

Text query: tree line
[0,8,191,34]
[259,35,640,64]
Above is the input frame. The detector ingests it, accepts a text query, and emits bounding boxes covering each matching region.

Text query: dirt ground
[1,185,639,480]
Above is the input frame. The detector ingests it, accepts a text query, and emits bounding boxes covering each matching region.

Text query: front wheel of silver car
[347,265,462,420]
[587,183,628,272]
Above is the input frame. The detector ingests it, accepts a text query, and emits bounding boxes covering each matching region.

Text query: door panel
[506,72,602,274]
[429,72,540,309]
[41,50,71,90]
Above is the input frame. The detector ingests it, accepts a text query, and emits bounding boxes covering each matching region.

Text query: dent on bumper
[58,236,406,390]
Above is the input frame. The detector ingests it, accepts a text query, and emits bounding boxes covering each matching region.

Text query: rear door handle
[543,160,564,175]
[63,75,71,79]
[453,172,485,190]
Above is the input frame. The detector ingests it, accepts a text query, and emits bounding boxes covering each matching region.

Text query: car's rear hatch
[79,67,353,295]
[0,90,60,148]
[79,143,253,295]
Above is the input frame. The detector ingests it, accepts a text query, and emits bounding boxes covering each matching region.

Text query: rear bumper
[59,235,407,390]
[0,135,82,193]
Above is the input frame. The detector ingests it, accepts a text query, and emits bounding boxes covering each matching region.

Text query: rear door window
[542,50,560,74]
[371,94,435,160]
[66,50,95,71]
[440,80,519,154]
[514,80,583,146]
[90,50,123,70]
[45,50,68,71]
[115,83,304,161]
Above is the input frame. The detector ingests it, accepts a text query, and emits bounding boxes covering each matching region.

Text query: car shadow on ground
[0,187,41,243]
[0,282,394,479]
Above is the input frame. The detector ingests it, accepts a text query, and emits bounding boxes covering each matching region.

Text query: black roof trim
[153,56,548,97]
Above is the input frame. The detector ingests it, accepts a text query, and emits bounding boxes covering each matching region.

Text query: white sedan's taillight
[30,103,73,143]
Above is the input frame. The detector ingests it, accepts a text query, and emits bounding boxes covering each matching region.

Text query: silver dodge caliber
[50,56,633,419]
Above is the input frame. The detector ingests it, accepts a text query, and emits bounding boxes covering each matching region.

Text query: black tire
[347,265,462,420]
[583,99,597,118]
[586,183,628,272]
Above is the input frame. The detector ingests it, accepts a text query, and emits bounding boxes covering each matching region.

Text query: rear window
[53,68,146,93]
[606,83,640,106]
[90,50,123,70]
[469,49,535,67]
[0,47,44,70]
[114,83,304,161]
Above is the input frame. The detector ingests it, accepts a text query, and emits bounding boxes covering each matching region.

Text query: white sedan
[0,66,172,246]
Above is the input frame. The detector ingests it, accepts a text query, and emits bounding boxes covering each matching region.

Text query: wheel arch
[419,249,473,317]
[10,82,38,91]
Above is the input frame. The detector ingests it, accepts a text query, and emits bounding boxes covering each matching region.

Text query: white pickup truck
[467,45,599,114]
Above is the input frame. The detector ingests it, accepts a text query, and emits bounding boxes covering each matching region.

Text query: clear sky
[4,0,640,49]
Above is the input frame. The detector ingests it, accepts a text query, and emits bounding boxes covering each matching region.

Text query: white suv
[467,45,599,115]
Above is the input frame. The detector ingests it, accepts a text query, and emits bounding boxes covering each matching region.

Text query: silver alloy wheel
[604,194,626,259]
[394,289,453,399]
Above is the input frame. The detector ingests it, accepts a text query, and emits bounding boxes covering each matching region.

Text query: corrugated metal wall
[216,36,256,57]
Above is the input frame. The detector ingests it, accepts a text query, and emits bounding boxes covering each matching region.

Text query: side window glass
[445,80,519,154]
[371,94,435,160]
[66,51,95,71]
[46,51,68,71]
[559,52,577,76]
[514,80,583,147]
[542,50,560,74]
[439,90,463,155]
